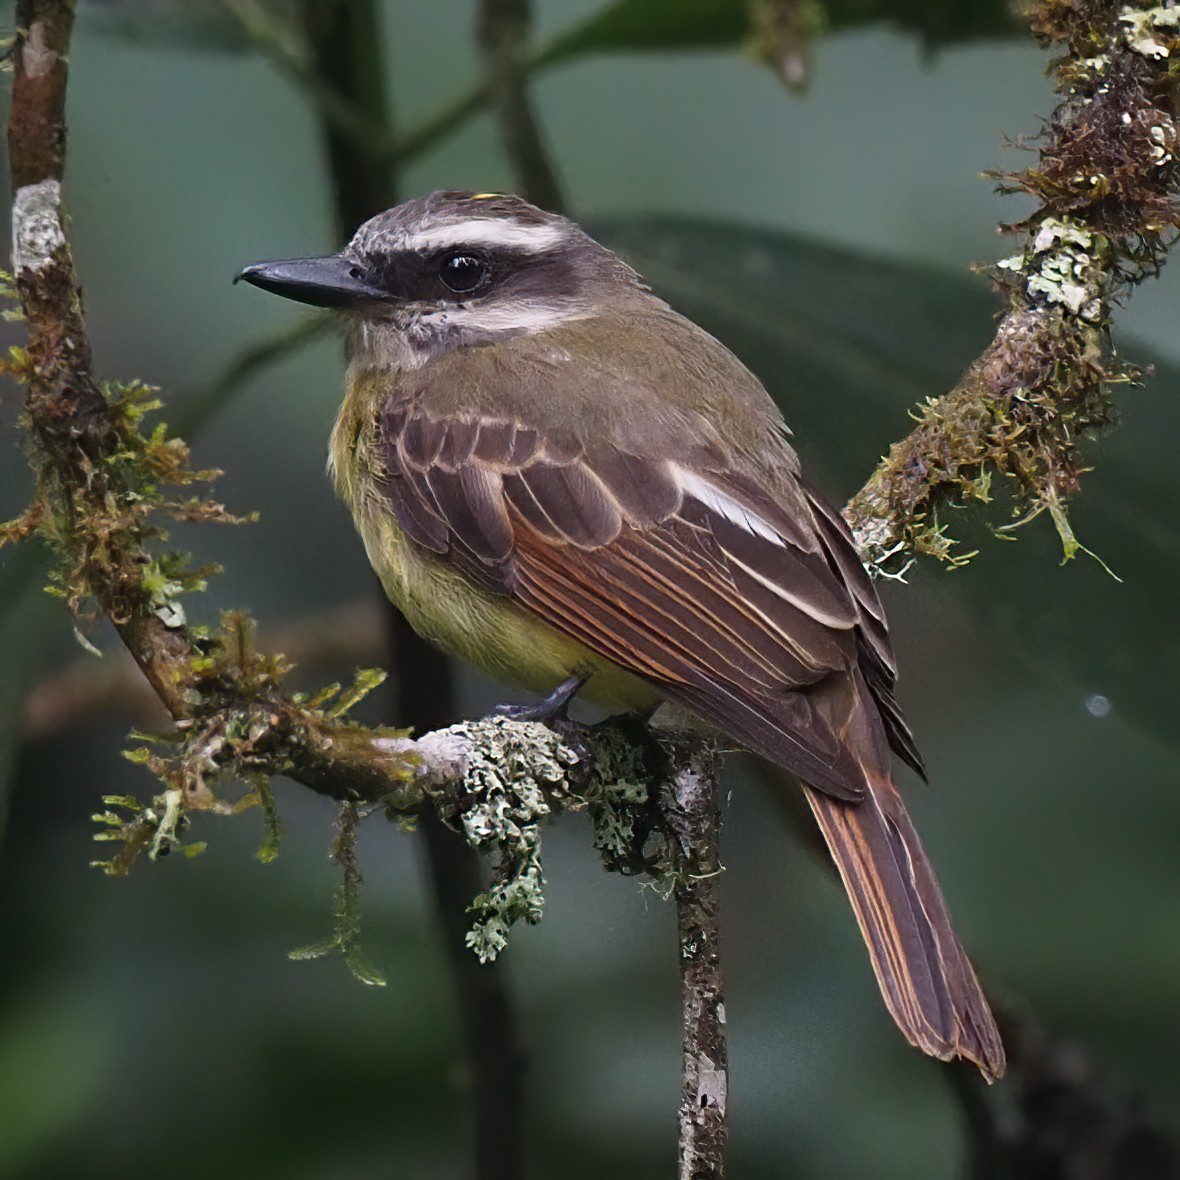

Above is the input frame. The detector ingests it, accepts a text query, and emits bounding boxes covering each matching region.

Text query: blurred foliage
[0,545,59,840]
[83,0,1022,59]
[79,0,302,50]
[1,2,1177,1179]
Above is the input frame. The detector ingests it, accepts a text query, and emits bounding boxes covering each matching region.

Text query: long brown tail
[804,774,1006,1081]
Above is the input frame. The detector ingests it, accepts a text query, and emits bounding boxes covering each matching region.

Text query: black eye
[438,252,489,294]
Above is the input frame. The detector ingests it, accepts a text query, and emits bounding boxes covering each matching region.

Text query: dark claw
[493,674,592,777]
[492,673,588,725]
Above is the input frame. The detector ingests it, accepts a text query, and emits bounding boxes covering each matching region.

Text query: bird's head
[236,190,641,366]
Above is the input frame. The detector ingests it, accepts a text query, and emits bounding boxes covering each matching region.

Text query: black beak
[234,253,385,308]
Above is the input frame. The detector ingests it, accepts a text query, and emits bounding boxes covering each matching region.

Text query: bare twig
[220,0,391,162]
[477,0,566,212]
[993,1003,1180,1178]
[662,741,728,1180]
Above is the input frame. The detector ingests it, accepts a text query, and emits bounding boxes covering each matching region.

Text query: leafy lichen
[1119,5,1180,60]
[428,716,579,962]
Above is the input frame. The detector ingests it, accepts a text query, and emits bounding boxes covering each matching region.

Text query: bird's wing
[380,397,903,802]
[379,398,1004,1079]
[801,484,925,779]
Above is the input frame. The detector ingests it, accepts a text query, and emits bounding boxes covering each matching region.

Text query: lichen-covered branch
[845,0,1180,572]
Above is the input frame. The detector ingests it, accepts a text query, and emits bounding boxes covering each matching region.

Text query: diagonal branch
[6,0,446,823]
[846,2,1180,571]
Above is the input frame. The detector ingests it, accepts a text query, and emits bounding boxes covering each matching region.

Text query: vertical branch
[10,0,74,190]
[477,0,566,212]
[9,0,200,718]
[293,4,527,1177]
[662,743,728,1180]
[297,0,392,232]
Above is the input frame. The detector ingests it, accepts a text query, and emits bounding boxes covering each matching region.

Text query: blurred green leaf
[80,0,299,52]
[541,0,1020,67]
[598,215,1177,754]
[825,0,1021,44]
[541,0,748,62]
[0,544,60,845]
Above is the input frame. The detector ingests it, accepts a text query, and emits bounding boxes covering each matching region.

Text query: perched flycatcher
[238,190,1005,1081]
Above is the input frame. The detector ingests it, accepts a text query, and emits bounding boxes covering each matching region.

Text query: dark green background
[1,2,1177,1176]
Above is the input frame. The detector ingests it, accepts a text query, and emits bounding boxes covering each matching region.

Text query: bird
[236,189,1005,1081]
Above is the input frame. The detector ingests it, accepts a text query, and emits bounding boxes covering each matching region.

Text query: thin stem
[663,743,728,1180]
[221,0,391,163]
[477,0,566,213]
[297,0,393,233]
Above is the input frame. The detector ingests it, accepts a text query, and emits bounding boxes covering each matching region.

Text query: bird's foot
[493,673,588,725]
[493,674,591,771]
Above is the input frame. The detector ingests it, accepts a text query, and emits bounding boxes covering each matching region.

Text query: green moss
[289,801,387,987]
[849,0,1179,573]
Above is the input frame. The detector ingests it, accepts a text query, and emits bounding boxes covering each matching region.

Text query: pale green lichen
[443,716,580,962]
[997,216,1104,320]
[1119,5,1180,59]
[1147,122,1174,166]
[570,723,666,876]
[141,558,192,627]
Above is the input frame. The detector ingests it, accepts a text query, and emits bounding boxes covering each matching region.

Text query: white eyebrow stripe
[675,469,785,547]
[401,219,568,253]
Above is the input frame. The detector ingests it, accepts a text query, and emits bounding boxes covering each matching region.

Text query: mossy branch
[6,7,1175,1176]
[846,0,1180,572]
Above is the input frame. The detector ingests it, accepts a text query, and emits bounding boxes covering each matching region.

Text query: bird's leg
[493,672,589,724]
[493,673,592,773]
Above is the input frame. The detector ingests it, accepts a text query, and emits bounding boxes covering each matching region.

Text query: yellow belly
[354,502,662,713]
[328,367,661,714]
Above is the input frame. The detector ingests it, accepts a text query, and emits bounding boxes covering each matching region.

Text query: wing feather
[379,400,915,801]
[517,463,622,548]
[802,482,925,778]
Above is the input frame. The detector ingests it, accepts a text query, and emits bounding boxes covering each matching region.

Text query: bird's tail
[803,773,1006,1081]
